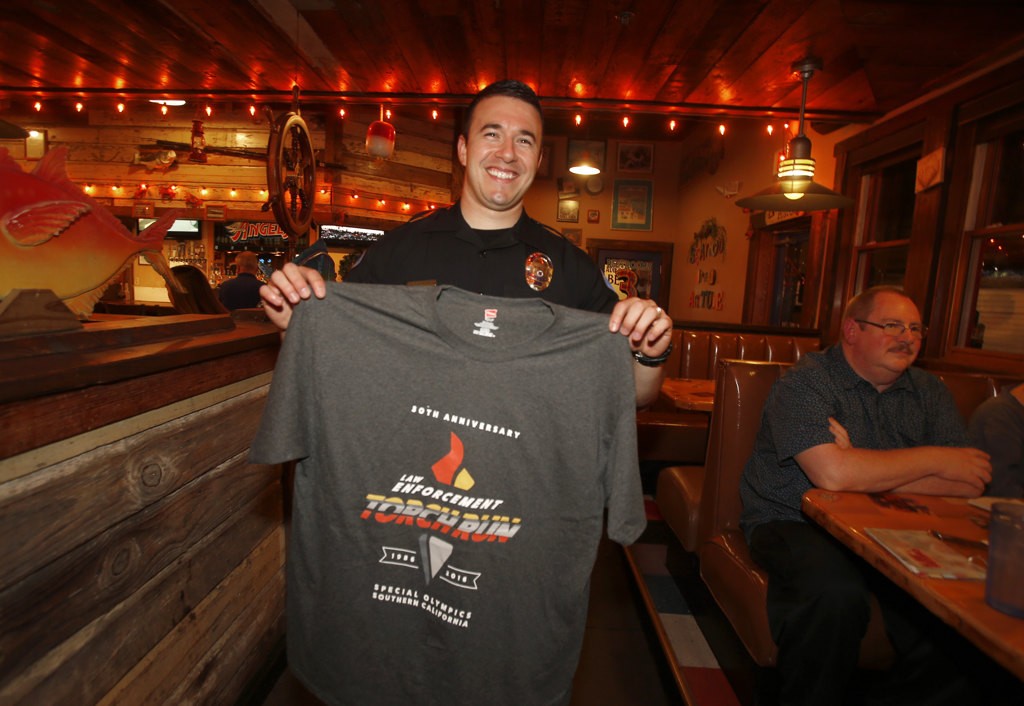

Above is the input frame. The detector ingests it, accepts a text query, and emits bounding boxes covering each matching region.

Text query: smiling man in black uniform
[260,80,674,406]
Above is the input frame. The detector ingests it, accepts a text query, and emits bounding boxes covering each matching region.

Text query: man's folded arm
[796,443,991,496]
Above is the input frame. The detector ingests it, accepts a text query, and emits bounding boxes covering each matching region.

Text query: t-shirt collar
[448,202,536,251]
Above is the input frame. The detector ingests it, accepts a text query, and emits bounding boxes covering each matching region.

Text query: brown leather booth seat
[931,370,1024,424]
[657,359,1022,669]
[646,328,819,548]
[640,328,820,460]
[694,360,788,666]
[662,328,820,380]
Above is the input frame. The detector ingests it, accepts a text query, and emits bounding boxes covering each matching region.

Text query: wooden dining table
[658,377,716,413]
[802,489,1024,681]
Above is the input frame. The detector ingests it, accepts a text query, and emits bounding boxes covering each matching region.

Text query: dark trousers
[749,521,976,706]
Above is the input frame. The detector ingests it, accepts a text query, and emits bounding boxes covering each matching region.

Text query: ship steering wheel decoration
[265,87,315,239]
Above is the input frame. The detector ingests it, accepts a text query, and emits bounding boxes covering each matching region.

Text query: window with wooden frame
[850,150,919,292]
[952,110,1024,359]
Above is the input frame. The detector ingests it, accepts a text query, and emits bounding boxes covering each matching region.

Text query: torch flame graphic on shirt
[431,432,475,490]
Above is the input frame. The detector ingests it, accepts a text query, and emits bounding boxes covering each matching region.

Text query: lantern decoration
[366,105,396,159]
[189,119,208,163]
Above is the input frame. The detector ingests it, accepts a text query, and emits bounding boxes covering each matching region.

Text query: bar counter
[0,310,285,705]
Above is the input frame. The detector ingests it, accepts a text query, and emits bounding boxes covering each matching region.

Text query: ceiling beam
[0,86,880,125]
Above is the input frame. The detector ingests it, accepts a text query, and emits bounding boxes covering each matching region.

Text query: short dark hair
[843,285,913,321]
[462,79,543,137]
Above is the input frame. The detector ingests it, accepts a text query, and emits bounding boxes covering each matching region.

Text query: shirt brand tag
[473,308,499,338]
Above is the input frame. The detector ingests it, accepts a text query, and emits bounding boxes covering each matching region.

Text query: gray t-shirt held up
[250,283,645,706]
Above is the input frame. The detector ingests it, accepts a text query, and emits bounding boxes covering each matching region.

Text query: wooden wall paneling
[1,320,277,409]
[164,553,286,706]
[0,480,284,705]
[323,110,455,224]
[95,524,286,705]
[0,319,285,704]
[12,101,456,224]
[909,115,957,357]
[199,576,287,706]
[0,348,276,463]
[741,225,776,324]
[0,453,278,687]
[338,124,454,182]
[802,211,831,331]
[335,172,451,205]
[0,385,269,589]
[18,112,321,213]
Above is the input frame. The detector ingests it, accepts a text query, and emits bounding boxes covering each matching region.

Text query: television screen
[318,224,384,245]
[139,218,201,240]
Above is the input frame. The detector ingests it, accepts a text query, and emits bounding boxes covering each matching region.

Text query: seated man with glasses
[740,285,992,706]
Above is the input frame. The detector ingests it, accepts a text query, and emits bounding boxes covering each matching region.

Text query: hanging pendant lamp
[736,57,853,212]
[366,105,396,160]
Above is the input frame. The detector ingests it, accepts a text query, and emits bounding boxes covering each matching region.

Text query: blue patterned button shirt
[740,344,969,541]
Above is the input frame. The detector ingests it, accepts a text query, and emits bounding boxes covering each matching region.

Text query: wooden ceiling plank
[1,0,1023,123]
[300,10,377,92]
[504,0,548,94]
[88,0,289,91]
[540,0,598,99]
[683,0,818,107]
[309,1,425,94]
[627,0,721,101]
[251,0,350,88]
[451,0,506,93]
[143,0,325,92]
[658,0,771,104]
[0,7,188,92]
[591,0,677,103]
[368,0,452,94]
[552,1,622,101]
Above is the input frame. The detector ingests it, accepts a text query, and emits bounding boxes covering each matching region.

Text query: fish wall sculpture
[0,146,181,319]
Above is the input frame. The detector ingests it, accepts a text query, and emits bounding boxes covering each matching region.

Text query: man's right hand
[259,263,327,331]
[934,447,993,494]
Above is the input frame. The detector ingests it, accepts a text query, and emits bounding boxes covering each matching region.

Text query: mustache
[890,341,916,353]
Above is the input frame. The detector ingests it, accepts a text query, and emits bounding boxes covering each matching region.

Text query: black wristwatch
[633,342,673,367]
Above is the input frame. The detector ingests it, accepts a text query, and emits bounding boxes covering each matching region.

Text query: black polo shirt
[345,204,618,313]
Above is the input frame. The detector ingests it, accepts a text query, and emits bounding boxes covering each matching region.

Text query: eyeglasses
[855,319,927,339]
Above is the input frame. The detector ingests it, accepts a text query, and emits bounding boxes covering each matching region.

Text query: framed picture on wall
[557,198,580,223]
[562,228,582,246]
[567,139,606,173]
[587,209,600,224]
[611,180,653,230]
[617,142,654,173]
[586,238,673,309]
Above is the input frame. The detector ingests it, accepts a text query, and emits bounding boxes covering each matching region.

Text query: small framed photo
[557,176,578,200]
[612,180,653,231]
[617,142,654,173]
[586,238,674,309]
[587,209,600,224]
[562,228,582,246]
[557,198,580,223]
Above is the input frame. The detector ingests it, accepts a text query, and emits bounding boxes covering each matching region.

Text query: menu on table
[864,527,987,580]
